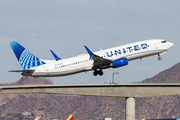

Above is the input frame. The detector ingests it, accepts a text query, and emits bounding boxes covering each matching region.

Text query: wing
[84,46,112,69]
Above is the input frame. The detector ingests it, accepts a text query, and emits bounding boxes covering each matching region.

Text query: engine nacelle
[109,58,128,68]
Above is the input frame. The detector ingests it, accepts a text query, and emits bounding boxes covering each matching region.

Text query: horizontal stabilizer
[9,69,35,73]
[9,69,35,76]
[9,70,22,72]
[50,50,61,60]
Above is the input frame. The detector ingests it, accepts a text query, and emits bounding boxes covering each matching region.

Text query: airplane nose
[168,42,174,48]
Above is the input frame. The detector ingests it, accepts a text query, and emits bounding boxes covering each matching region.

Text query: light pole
[112,72,119,84]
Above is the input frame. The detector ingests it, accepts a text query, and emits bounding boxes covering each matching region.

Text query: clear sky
[0,0,179,84]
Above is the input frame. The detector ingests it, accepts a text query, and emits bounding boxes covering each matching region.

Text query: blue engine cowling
[110,58,128,68]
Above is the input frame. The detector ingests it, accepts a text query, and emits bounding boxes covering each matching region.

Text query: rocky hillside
[0,77,53,120]
[142,62,180,83]
[0,76,53,86]
[1,63,180,120]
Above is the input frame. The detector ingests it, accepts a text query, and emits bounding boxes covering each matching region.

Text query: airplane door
[155,42,158,49]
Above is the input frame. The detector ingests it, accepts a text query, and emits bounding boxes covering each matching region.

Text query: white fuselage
[24,39,173,77]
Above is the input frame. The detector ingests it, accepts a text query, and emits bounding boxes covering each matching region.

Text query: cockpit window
[161,40,167,43]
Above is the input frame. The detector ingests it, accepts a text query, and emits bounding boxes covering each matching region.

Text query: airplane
[33,115,73,120]
[9,39,174,77]
[66,115,74,120]
[34,116,41,120]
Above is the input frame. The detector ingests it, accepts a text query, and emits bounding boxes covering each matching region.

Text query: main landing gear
[93,69,103,76]
[158,54,162,61]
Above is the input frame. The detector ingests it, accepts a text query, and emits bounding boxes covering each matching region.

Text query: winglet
[66,115,74,120]
[50,50,61,60]
[84,46,94,60]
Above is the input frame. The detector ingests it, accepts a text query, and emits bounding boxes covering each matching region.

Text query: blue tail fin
[9,41,46,70]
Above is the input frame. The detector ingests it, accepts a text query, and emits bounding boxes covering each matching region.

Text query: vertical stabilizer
[9,40,46,70]
[34,116,41,120]
[66,115,74,120]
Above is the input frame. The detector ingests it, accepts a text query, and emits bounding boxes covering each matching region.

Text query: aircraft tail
[66,115,74,120]
[9,40,46,70]
[34,116,41,120]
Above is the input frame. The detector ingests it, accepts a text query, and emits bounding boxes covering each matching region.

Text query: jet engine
[109,58,128,68]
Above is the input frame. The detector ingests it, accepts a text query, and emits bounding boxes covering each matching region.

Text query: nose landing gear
[93,69,103,76]
[158,54,162,60]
